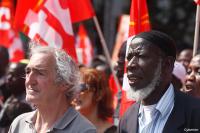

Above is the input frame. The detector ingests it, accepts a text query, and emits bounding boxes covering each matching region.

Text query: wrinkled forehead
[128,37,161,53]
[190,55,200,65]
[28,52,56,69]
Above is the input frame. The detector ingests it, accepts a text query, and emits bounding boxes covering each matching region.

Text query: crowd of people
[0,30,200,133]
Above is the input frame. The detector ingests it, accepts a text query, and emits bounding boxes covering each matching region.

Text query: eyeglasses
[79,83,89,92]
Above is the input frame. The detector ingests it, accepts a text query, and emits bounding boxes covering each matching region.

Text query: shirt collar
[138,84,175,117]
[25,107,78,131]
[49,107,78,130]
[25,110,37,124]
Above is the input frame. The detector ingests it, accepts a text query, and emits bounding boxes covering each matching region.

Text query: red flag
[194,0,200,5]
[14,0,77,60]
[0,0,24,62]
[75,24,93,66]
[8,35,24,62]
[0,0,14,47]
[128,0,151,37]
[120,0,151,116]
[68,0,95,23]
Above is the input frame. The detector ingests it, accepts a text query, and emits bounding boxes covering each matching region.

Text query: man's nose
[26,71,36,85]
[127,56,138,70]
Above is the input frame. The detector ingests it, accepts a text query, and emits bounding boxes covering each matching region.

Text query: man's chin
[126,88,147,102]
[126,59,162,102]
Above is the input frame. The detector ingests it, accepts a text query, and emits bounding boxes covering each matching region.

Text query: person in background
[111,41,135,121]
[9,42,96,133]
[0,46,10,104]
[6,59,30,103]
[177,48,193,69]
[184,54,200,98]
[75,68,117,133]
[172,61,186,90]
[114,42,127,86]
[0,60,32,133]
[91,55,111,79]
[117,30,200,133]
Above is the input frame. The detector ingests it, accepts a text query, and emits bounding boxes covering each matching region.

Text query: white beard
[126,59,162,102]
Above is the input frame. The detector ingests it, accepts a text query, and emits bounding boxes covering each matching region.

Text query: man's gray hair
[29,41,80,102]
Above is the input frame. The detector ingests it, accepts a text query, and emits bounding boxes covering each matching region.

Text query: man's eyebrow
[25,66,48,72]
[25,66,30,71]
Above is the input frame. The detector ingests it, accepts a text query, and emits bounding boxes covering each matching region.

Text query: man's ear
[59,83,69,92]
[162,56,175,73]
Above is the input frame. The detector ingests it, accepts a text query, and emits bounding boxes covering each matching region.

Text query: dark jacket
[117,89,200,133]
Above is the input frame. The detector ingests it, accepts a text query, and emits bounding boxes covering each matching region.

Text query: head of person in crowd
[78,68,113,120]
[177,48,193,69]
[9,41,96,133]
[75,68,116,132]
[25,43,80,107]
[0,46,9,78]
[184,54,200,98]
[0,46,10,103]
[126,30,176,105]
[172,61,186,90]
[91,55,111,78]
[6,59,29,96]
[0,59,31,132]
[114,41,127,86]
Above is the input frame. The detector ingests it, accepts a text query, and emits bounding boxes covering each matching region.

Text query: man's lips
[127,74,142,84]
[26,87,39,94]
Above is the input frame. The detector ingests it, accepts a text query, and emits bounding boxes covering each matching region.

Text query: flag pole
[193,5,200,56]
[93,15,121,100]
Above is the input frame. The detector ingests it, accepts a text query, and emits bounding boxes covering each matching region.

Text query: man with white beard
[117,30,200,133]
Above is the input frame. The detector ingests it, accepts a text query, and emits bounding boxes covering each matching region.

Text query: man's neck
[35,97,69,132]
[142,83,170,105]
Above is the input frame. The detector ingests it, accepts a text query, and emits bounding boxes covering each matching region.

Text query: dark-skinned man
[117,30,200,133]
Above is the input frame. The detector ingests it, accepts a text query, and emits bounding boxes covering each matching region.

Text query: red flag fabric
[194,0,200,5]
[14,0,77,60]
[13,0,40,32]
[75,24,93,66]
[68,0,95,23]
[8,35,24,62]
[128,0,151,37]
[120,0,151,116]
[0,0,24,62]
[0,0,14,47]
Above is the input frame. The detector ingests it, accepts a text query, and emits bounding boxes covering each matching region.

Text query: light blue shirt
[138,84,174,133]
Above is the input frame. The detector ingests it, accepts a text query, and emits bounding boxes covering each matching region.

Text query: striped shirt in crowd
[138,84,174,133]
